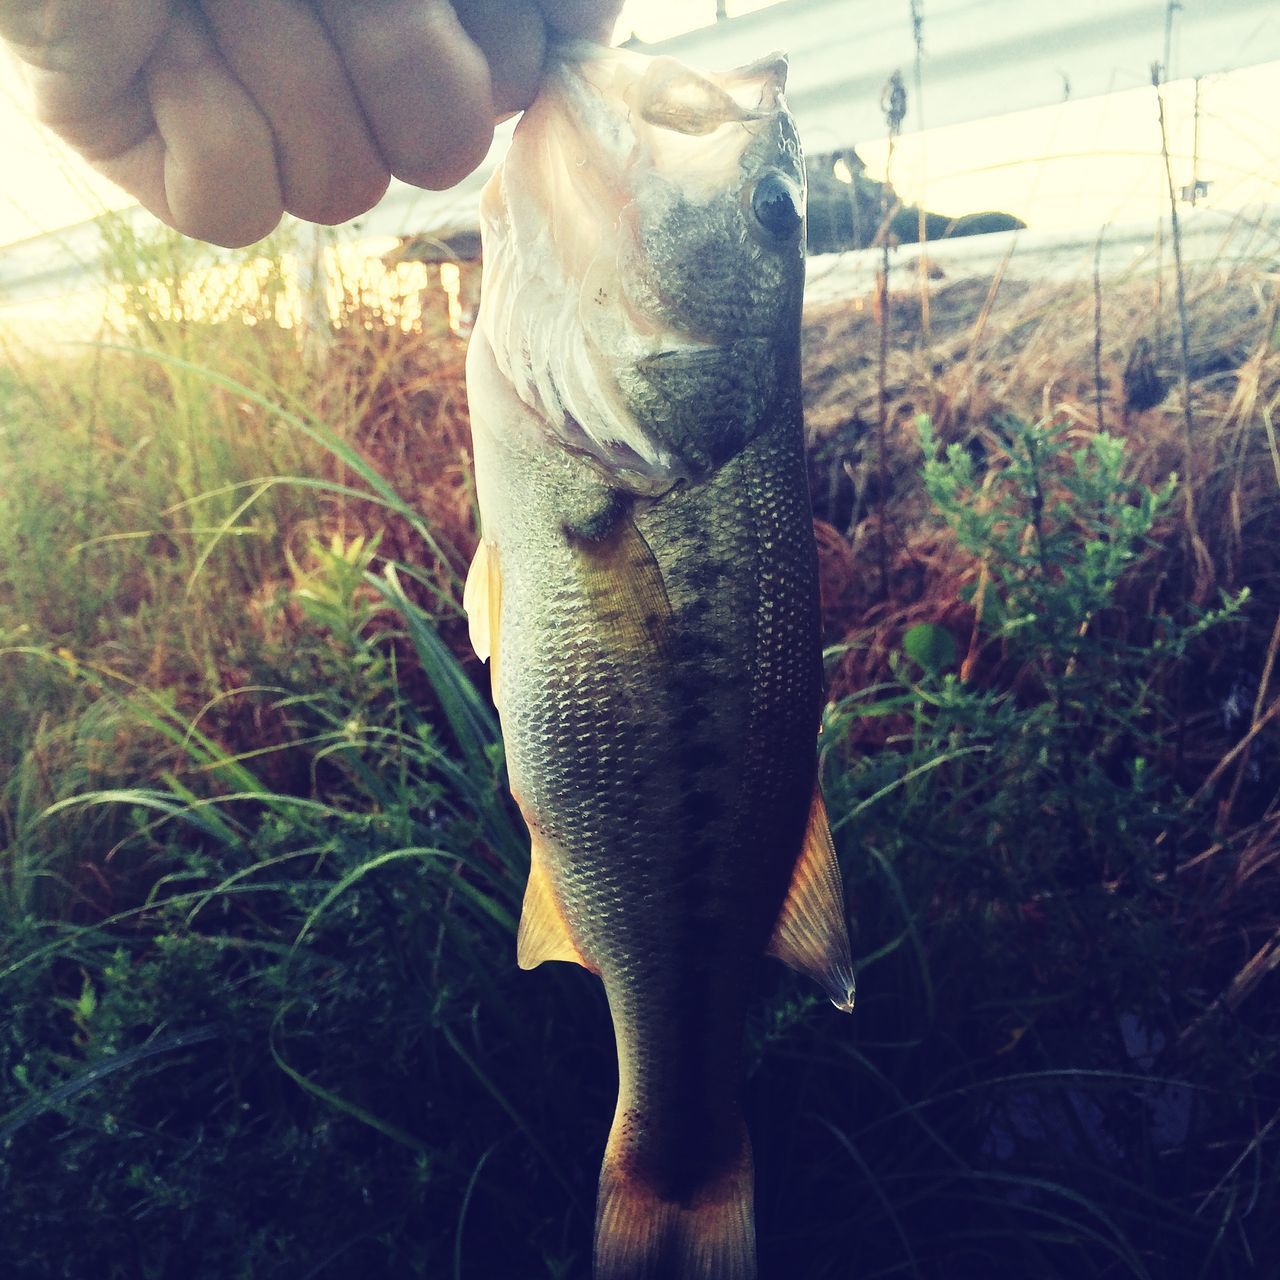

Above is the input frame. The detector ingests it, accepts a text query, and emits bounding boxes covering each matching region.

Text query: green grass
[1,222,1279,1279]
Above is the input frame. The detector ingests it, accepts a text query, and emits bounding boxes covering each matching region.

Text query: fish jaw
[474,42,807,493]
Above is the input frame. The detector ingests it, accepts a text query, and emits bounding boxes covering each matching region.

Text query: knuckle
[392,124,493,191]
[291,166,391,226]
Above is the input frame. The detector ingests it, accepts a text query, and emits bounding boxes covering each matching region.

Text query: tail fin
[594,1132,756,1280]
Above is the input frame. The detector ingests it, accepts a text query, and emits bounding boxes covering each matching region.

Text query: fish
[463,40,855,1280]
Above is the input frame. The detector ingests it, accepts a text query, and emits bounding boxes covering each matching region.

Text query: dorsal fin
[766,786,856,1011]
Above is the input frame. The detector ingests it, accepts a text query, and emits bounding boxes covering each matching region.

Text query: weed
[1,220,1279,1277]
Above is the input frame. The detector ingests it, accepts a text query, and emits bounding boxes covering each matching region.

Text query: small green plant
[805,415,1268,1278]
[836,413,1244,949]
[918,414,1179,651]
[285,531,394,713]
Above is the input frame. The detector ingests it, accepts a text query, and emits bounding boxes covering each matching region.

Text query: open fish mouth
[502,40,791,288]
[556,38,788,119]
[475,42,798,494]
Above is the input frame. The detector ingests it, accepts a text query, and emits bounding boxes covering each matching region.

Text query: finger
[11,4,283,244]
[313,0,494,191]
[118,7,284,247]
[3,0,167,138]
[22,56,155,164]
[0,0,166,92]
[454,0,545,116]
[200,0,389,225]
[537,0,623,42]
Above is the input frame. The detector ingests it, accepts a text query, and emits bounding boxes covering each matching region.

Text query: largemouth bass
[463,41,855,1280]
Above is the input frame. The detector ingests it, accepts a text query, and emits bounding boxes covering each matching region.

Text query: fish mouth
[486,43,790,274]
[551,40,789,132]
[475,45,793,493]
[544,43,790,202]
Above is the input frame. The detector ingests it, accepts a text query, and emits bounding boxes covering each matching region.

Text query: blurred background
[3,0,1278,337]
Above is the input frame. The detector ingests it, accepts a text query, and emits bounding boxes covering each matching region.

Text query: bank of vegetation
[1,219,1277,1278]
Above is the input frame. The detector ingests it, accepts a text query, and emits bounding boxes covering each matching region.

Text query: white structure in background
[805,204,1280,305]
[1,0,1278,316]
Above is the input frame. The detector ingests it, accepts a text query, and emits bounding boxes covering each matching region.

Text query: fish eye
[749,173,803,242]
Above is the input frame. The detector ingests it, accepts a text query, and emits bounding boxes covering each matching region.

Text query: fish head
[475,43,806,493]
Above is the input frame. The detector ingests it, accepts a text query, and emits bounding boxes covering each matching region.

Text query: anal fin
[766,786,856,1011]
[517,841,595,973]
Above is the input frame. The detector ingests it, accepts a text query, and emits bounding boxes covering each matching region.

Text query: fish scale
[464,40,855,1280]
[476,390,829,1201]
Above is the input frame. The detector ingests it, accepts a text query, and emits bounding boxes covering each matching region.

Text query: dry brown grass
[800,256,1280,1012]
[125,256,1275,854]
[803,260,1280,718]
[296,259,1280,830]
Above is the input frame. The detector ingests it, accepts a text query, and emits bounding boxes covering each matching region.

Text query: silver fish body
[464,42,854,1280]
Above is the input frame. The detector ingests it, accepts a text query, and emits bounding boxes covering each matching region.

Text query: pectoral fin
[767,787,856,1011]
[463,538,502,705]
[568,511,672,657]
[517,843,596,973]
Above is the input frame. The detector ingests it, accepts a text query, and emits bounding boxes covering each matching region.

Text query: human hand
[0,0,623,247]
